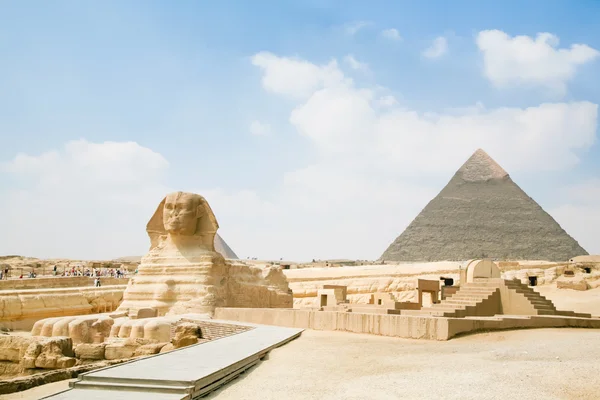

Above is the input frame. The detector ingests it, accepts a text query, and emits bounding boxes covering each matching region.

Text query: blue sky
[0,1,599,260]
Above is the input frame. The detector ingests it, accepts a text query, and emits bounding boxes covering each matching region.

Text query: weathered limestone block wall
[215,307,452,340]
[0,277,128,291]
[0,286,126,331]
[284,262,461,307]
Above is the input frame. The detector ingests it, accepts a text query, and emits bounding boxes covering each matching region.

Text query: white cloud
[377,95,399,107]
[381,28,402,41]
[344,21,370,36]
[226,52,597,260]
[344,54,369,72]
[249,120,271,136]
[550,179,600,254]
[422,36,448,59]
[0,140,169,259]
[476,30,600,94]
[251,51,347,99]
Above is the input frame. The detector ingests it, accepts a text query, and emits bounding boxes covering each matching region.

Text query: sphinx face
[162,193,201,235]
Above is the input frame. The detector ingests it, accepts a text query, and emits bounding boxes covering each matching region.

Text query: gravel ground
[208,328,600,400]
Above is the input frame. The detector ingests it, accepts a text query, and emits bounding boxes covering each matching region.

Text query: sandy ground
[208,328,600,400]
[5,285,600,399]
[0,379,75,400]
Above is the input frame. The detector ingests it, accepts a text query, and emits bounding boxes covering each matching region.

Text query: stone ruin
[0,192,293,380]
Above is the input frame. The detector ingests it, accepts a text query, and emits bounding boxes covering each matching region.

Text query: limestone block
[159,343,175,353]
[171,322,201,349]
[22,337,75,370]
[0,336,35,362]
[104,342,138,360]
[173,322,202,339]
[557,278,588,291]
[133,343,167,356]
[74,343,106,360]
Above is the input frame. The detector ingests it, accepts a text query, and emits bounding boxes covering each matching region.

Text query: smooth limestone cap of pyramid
[458,149,508,182]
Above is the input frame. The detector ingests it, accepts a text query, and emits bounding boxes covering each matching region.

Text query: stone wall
[284,262,461,307]
[0,277,128,291]
[0,286,126,331]
[284,261,577,308]
[215,307,600,341]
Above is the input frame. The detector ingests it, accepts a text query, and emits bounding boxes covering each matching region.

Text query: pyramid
[214,233,239,259]
[380,149,588,262]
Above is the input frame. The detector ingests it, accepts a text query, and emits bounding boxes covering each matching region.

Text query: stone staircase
[405,281,501,318]
[503,279,557,315]
[502,279,593,318]
[404,279,593,319]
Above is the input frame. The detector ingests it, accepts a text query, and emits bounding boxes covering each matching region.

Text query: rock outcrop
[0,336,76,377]
[381,149,588,262]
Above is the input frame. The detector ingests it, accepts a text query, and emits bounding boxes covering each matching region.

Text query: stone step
[454,291,497,296]
[442,296,491,303]
[441,300,480,305]
[533,306,556,312]
[528,299,554,306]
[72,380,192,394]
[425,306,466,312]
[555,310,593,318]
[537,310,557,315]
[447,294,491,299]
[80,375,192,388]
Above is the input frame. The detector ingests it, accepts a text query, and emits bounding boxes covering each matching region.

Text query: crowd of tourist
[0,264,137,280]
[58,266,130,278]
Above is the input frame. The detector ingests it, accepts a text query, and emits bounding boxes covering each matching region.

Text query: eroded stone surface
[0,336,75,373]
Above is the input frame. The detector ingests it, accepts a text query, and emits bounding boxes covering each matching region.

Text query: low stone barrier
[215,308,600,341]
[0,276,128,291]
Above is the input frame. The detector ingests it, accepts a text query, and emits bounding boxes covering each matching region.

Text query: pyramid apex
[458,148,508,182]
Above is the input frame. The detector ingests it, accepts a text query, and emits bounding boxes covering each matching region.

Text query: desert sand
[207,328,600,400]
[8,327,600,400]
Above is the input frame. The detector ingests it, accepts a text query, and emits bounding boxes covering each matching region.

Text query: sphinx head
[146,192,219,249]
[162,192,206,235]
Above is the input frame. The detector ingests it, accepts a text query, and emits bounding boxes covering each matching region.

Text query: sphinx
[29,192,292,346]
[116,191,228,316]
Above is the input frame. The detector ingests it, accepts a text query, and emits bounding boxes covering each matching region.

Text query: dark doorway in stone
[528,276,538,286]
[584,267,592,274]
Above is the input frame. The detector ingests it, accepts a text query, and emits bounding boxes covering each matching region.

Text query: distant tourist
[95,277,101,287]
